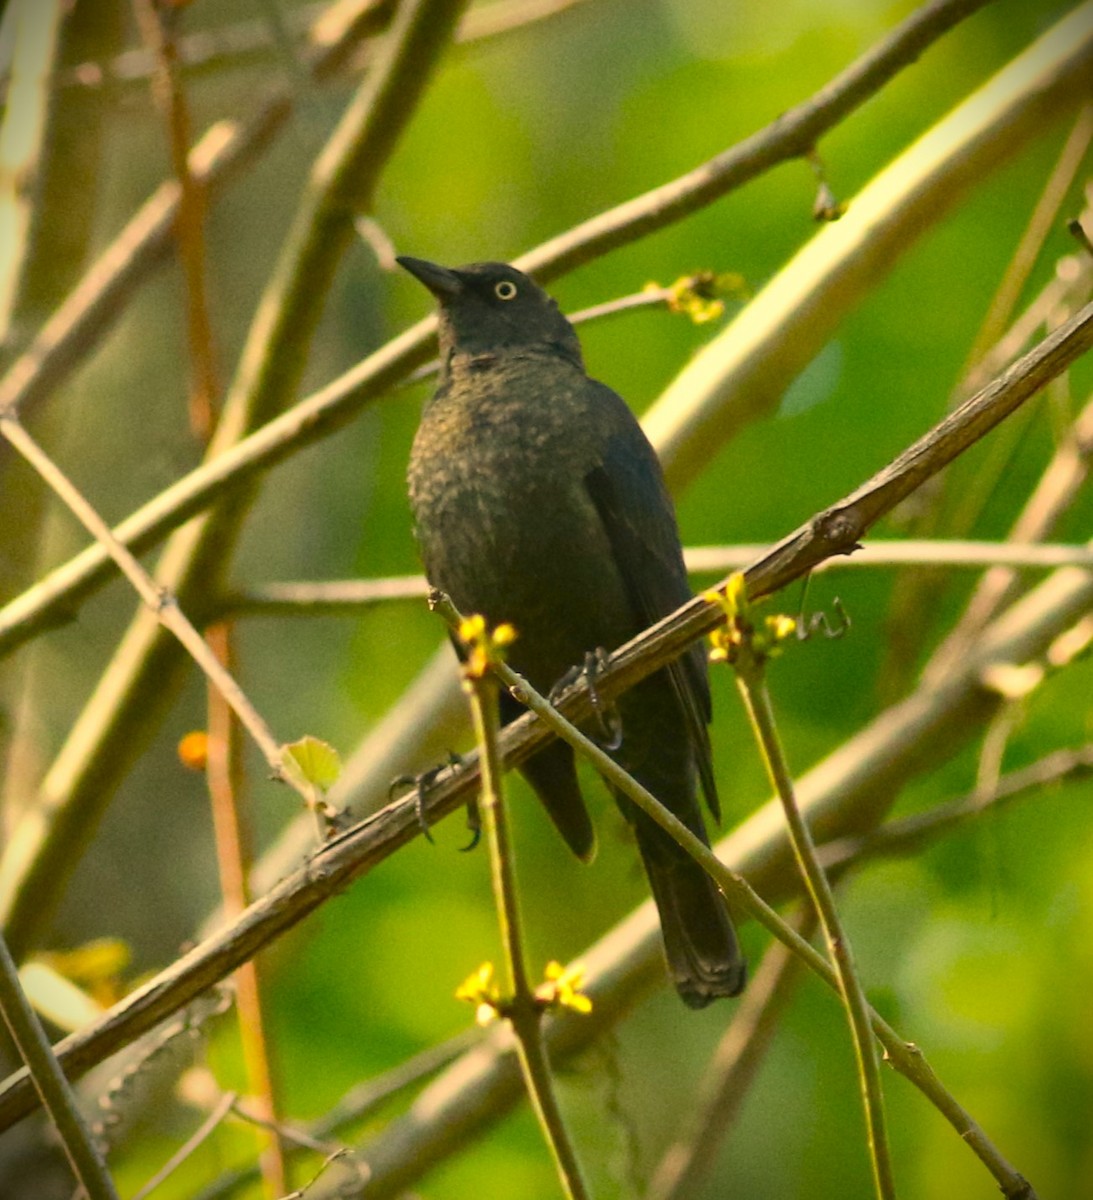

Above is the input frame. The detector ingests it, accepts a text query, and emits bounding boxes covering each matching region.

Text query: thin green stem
[466,676,531,1001]
[463,665,590,1200]
[0,931,120,1200]
[734,660,896,1200]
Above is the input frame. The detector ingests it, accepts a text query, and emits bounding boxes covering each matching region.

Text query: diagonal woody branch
[519,0,997,279]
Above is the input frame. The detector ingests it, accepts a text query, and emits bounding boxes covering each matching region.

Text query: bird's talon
[390,752,465,846]
[416,792,437,844]
[581,649,623,750]
[460,798,482,852]
[548,663,581,702]
[388,774,416,801]
[599,709,624,752]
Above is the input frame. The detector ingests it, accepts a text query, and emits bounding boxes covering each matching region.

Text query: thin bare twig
[962,249,1093,401]
[211,540,1093,618]
[818,744,1093,871]
[55,2,360,88]
[0,413,304,797]
[205,623,288,1197]
[228,1096,341,1156]
[217,576,432,615]
[401,278,726,382]
[130,1091,238,1200]
[52,0,592,91]
[131,0,221,440]
[963,102,1093,378]
[926,387,1093,681]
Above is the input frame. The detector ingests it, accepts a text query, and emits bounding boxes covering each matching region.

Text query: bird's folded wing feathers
[583,413,720,823]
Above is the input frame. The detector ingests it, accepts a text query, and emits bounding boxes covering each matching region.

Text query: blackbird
[401,256,745,1007]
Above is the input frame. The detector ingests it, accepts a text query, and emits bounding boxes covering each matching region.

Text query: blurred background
[1,0,1092,1196]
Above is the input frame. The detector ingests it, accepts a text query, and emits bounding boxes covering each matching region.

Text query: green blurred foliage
[3,0,1093,1196]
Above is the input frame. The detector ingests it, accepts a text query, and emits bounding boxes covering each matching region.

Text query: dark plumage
[401,256,745,1006]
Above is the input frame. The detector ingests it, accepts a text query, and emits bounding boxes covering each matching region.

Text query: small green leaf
[281,736,342,791]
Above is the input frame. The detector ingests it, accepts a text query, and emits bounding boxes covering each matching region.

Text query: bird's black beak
[396,256,463,300]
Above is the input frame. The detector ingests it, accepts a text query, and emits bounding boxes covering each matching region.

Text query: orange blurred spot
[178,730,209,771]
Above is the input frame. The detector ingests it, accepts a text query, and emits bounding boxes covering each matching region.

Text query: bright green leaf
[280,736,342,791]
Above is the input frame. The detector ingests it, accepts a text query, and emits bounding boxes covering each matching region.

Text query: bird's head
[398,257,583,369]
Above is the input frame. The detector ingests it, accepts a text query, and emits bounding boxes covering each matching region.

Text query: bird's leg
[550,649,623,751]
[388,750,466,844]
[587,648,625,750]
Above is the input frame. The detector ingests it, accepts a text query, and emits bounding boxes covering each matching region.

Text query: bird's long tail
[632,809,746,1007]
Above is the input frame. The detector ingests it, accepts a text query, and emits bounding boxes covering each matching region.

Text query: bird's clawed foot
[551,648,623,751]
[389,751,475,846]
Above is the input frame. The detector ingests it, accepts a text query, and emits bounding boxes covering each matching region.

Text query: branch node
[812,508,864,553]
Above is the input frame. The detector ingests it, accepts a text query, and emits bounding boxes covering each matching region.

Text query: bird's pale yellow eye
[494,280,518,301]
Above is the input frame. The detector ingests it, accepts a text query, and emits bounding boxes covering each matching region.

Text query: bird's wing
[582,386,720,822]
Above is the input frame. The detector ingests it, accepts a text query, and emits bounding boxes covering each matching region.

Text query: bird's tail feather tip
[676,959,748,1008]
